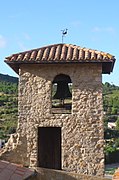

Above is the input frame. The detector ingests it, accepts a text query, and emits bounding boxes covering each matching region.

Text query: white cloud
[23,33,31,40]
[8,13,23,19]
[92,26,115,33]
[92,27,101,32]
[105,27,115,33]
[70,20,81,27]
[15,33,31,51]
[17,41,27,51]
[0,35,7,48]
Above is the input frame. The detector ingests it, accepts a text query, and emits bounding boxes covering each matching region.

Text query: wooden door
[38,127,61,170]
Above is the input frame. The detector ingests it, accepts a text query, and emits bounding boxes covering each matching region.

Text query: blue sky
[0,0,119,85]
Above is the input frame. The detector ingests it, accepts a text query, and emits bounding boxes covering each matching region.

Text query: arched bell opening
[52,74,72,114]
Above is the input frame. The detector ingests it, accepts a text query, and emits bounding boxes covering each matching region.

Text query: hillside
[0,73,18,83]
[103,82,119,115]
[0,74,18,140]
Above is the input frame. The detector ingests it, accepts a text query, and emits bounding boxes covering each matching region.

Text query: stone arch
[52,74,72,113]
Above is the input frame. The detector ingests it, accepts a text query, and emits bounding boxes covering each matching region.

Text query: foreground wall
[32,168,110,180]
[0,63,104,176]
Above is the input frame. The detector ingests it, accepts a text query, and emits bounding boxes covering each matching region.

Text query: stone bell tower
[2,43,115,176]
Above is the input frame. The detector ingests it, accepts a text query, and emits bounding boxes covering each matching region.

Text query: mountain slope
[0,74,18,140]
[0,73,18,83]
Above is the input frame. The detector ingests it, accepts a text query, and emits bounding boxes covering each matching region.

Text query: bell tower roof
[5,43,115,74]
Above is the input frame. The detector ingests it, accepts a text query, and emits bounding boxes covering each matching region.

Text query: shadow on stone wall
[30,167,110,180]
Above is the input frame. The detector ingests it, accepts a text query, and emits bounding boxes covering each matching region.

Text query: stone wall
[0,63,104,176]
[31,168,110,180]
[0,133,29,166]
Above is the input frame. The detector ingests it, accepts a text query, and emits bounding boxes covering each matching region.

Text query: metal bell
[53,81,72,100]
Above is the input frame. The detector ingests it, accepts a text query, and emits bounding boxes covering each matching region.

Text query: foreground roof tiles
[0,160,35,180]
[5,43,115,74]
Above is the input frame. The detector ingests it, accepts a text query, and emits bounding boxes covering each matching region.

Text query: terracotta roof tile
[4,43,116,74]
[0,160,36,180]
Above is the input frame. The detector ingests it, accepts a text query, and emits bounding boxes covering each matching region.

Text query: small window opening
[52,74,72,114]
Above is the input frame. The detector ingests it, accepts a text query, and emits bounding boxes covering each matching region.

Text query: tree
[111,107,117,115]
[116,117,119,131]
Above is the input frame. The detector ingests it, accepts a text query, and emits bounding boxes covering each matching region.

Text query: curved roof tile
[5,43,116,74]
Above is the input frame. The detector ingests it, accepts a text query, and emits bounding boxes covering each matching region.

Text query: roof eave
[4,60,115,75]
